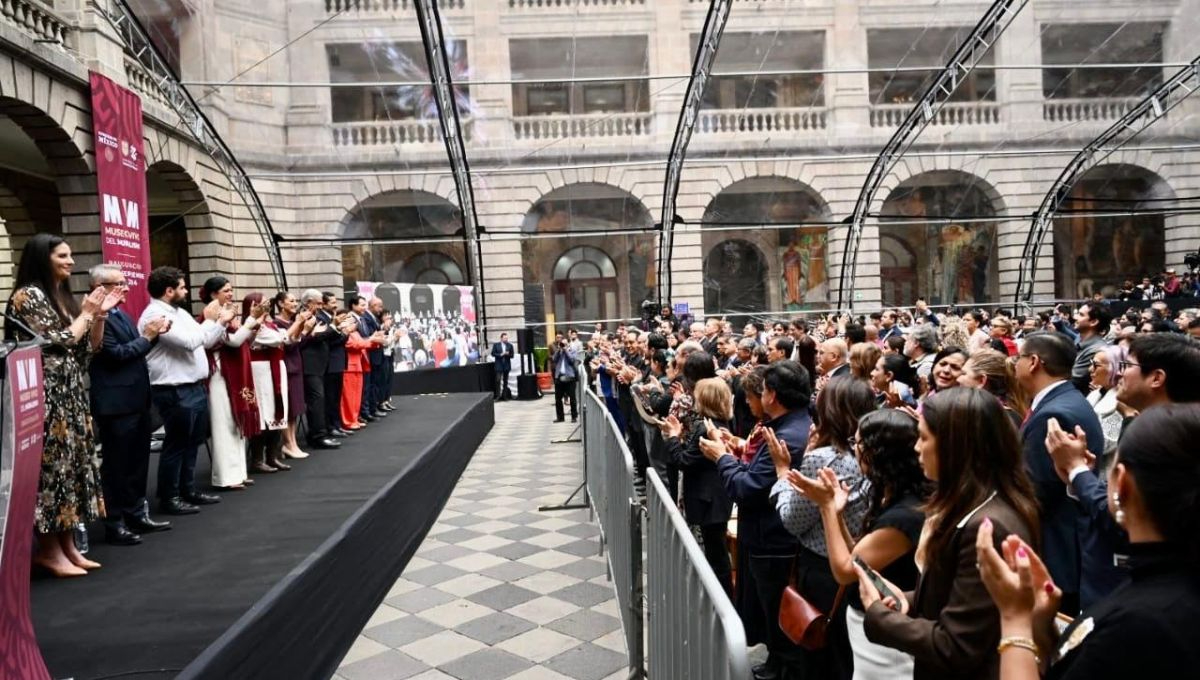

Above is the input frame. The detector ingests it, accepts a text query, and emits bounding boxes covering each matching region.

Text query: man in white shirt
[138,266,232,516]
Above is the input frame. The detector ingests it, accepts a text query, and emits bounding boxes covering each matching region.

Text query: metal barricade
[582,384,646,678]
[644,467,751,680]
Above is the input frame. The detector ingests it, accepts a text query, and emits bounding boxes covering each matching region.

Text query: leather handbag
[778,553,847,651]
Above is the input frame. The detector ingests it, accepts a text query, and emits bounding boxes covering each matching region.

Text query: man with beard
[139,266,232,515]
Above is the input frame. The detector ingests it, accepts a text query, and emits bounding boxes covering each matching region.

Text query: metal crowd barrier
[582,385,646,678]
[644,467,751,680]
[580,381,748,679]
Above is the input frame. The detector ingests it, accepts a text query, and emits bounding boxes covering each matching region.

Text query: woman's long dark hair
[199,276,229,304]
[14,232,79,320]
[812,375,876,453]
[921,387,1040,561]
[1117,404,1200,566]
[880,352,918,390]
[857,409,930,529]
[682,350,717,392]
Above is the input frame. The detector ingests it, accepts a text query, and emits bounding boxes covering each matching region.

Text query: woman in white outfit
[243,292,291,473]
[1086,343,1129,463]
[200,277,268,489]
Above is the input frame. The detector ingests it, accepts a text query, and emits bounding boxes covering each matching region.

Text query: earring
[1112,492,1126,526]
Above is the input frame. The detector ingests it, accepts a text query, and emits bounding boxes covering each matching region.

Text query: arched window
[403,251,465,285]
[551,246,619,326]
[340,191,466,289]
[1052,164,1169,299]
[704,240,768,323]
[880,171,1000,306]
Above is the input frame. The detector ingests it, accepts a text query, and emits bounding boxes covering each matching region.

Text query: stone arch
[1051,163,1173,299]
[878,169,1006,306]
[703,239,769,324]
[145,159,213,288]
[338,189,467,290]
[700,176,833,314]
[521,183,655,331]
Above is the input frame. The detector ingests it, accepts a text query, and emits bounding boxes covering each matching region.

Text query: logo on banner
[15,357,37,392]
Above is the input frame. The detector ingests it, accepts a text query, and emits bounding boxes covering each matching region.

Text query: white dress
[210,318,258,487]
[250,324,289,431]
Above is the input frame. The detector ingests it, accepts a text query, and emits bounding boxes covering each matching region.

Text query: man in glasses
[88,264,172,545]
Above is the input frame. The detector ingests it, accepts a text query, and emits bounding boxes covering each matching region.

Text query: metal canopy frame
[658,0,732,308]
[1014,56,1200,304]
[412,0,488,342]
[835,0,1028,310]
[106,0,288,289]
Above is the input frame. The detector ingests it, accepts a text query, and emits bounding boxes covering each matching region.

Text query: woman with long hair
[773,376,879,679]
[7,233,121,576]
[272,291,314,460]
[957,349,1028,428]
[790,409,930,680]
[244,293,291,473]
[924,346,968,399]
[871,353,918,408]
[658,377,736,596]
[859,387,1039,680]
[978,404,1200,679]
[200,277,265,490]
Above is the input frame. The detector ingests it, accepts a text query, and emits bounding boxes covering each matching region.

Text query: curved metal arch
[1014,56,1200,304]
[107,1,288,289]
[836,0,1029,309]
[658,0,733,309]
[412,0,488,342]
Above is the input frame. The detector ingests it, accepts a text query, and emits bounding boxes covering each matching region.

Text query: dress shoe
[360,414,376,423]
[126,515,172,533]
[183,491,221,505]
[105,526,142,546]
[330,428,350,438]
[252,461,277,473]
[269,459,292,471]
[356,420,369,428]
[380,403,395,411]
[309,438,342,450]
[371,410,388,419]
[160,497,200,515]
[553,418,565,423]
[751,662,779,680]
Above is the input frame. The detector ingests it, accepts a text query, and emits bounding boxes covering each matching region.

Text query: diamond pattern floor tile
[339,398,628,680]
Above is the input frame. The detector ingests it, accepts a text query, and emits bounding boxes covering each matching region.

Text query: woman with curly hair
[790,408,931,679]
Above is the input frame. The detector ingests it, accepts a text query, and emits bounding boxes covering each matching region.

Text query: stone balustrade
[870,100,1001,127]
[696,107,827,134]
[332,118,472,147]
[512,111,652,140]
[0,0,68,45]
[124,57,171,110]
[508,0,645,8]
[1042,97,1141,123]
[324,0,464,13]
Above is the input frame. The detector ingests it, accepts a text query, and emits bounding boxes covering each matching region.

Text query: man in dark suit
[356,296,387,422]
[1015,332,1103,614]
[322,292,351,437]
[491,332,514,400]
[299,290,341,449]
[88,265,172,545]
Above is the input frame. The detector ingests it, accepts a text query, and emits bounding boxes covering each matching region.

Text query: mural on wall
[779,226,828,310]
[1052,167,1166,299]
[880,175,998,307]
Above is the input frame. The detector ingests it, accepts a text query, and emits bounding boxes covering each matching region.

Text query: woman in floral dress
[6,233,121,577]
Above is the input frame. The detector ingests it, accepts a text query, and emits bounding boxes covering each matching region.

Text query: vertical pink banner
[90,72,151,320]
[0,347,50,679]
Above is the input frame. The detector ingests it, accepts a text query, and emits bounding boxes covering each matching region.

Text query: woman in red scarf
[200,277,266,489]
[340,314,373,430]
[244,293,291,472]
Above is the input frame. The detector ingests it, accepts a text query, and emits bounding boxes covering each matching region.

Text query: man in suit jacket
[87,265,172,545]
[356,296,387,422]
[322,293,351,436]
[299,290,341,449]
[491,332,514,400]
[1016,332,1104,614]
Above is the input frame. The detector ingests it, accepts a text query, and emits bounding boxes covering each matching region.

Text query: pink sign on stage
[0,347,49,680]
[90,72,151,320]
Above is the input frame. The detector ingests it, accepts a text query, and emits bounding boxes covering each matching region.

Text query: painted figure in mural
[782,241,803,305]
[1112,218,1144,277]
[1067,191,1096,276]
[938,223,972,305]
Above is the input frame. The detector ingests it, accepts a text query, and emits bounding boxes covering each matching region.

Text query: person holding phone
[858,387,1039,680]
[789,409,929,679]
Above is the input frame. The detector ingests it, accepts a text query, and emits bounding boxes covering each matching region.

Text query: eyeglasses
[101,281,128,289]
[1118,359,1142,372]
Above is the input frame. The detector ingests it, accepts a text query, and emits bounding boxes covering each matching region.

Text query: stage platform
[31,392,494,680]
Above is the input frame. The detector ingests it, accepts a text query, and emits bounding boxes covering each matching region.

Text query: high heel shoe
[252,462,277,474]
[33,559,87,578]
[269,458,292,471]
[69,557,102,570]
[283,448,309,459]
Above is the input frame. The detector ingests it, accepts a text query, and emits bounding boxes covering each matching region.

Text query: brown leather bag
[778,554,847,651]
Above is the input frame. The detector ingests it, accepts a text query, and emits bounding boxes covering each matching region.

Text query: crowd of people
[6,233,408,576]
[572,294,1200,679]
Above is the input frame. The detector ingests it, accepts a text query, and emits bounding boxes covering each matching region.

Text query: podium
[0,344,50,680]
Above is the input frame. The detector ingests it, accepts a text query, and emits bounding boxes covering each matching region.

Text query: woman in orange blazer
[340,315,373,430]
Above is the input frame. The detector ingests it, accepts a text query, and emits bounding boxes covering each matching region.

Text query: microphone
[4,314,51,348]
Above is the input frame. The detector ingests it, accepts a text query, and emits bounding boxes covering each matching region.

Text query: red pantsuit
[340,331,373,428]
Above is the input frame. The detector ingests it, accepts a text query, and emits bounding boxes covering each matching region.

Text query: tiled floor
[335,396,628,680]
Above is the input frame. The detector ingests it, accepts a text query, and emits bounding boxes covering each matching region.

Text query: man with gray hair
[905,323,939,380]
[298,289,342,449]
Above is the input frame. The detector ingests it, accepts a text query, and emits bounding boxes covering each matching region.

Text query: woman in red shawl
[244,293,291,472]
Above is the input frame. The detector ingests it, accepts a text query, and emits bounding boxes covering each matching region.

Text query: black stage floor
[31,392,494,680]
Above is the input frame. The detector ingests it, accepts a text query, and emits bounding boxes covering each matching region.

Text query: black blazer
[358,312,383,367]
[665,415,734,526]
[326,312,349,374]
[89,308,153,417]
[1021,381,1104,600]
[300,310,334,377]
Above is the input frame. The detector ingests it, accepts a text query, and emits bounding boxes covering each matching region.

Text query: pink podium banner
[0,347,49,679]
[90,71,151,320]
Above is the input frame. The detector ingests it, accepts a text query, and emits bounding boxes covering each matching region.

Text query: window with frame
[1041,23,1166,99]
[693,30,826,110]
[867,27,995,104]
